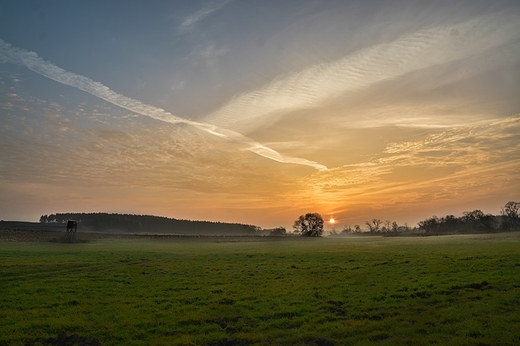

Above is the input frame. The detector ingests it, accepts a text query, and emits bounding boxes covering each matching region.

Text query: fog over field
[0,1,519,228]
[2,233,520,345]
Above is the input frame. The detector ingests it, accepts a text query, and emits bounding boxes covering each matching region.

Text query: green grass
[1,233,520,345]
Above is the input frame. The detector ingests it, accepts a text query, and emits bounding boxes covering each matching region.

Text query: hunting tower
[64,220,77,242]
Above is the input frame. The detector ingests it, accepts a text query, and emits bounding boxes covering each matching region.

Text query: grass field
[1,233,520,345]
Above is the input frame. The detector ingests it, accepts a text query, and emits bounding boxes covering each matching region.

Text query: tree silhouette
[293,213,324,237]
[365,219,383,233]
[501,201,520,230]
[269,227,287,236]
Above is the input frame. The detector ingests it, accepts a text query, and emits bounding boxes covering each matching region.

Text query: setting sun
[0,1,518,231]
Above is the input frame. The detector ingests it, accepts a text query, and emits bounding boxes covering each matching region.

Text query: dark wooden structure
[64,220,77,242]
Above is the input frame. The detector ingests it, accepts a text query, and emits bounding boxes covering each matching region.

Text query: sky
[1,0,519,230]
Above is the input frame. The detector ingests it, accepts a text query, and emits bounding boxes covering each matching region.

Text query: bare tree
[501,201,520,230]
[341,225,353,234]
[383,220,392,232]
[365,219,383,233]
[501,201,519,219]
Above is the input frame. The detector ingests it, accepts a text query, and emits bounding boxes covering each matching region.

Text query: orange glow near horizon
[0,3,518,229]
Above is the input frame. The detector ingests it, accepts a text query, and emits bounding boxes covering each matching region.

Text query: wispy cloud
[179,0,232,31]
[188,43,229,66]
[0,38,326,171]
[286,116,520,209]
[204,12,520,132]
[381,116,520,168]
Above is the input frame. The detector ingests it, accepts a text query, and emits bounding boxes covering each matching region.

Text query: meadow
[1,233,519,345]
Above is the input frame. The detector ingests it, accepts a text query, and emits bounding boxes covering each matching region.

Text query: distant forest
[39,213,260,236]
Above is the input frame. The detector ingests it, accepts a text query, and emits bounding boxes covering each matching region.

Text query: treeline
[39,213,259,236]
[337,201,519,236]
[418,201,519,235]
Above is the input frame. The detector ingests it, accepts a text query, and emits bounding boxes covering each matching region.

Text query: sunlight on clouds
[0,38,326,171]
[282,116,520,223]
[383,117,520,166]
[0,91,299,202]
[1,2,519,227]
[204,12,520,134]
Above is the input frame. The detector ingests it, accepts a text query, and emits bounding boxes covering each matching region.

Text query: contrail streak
[0,39,327,171]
